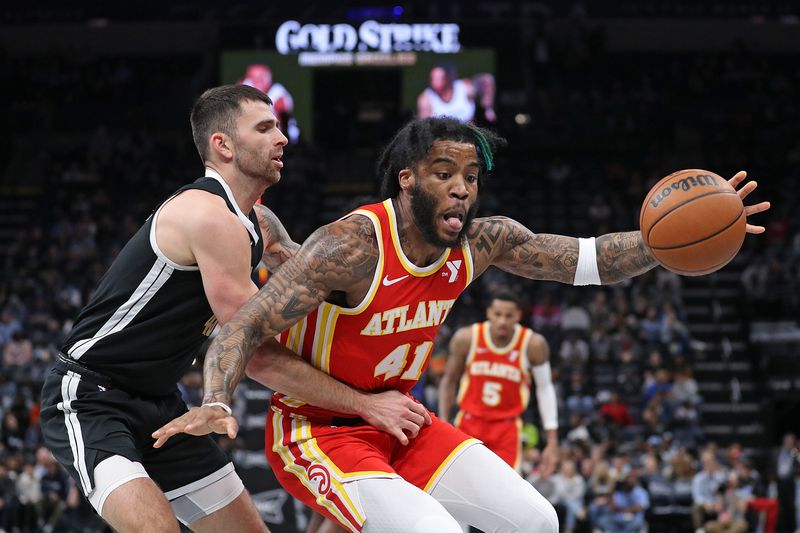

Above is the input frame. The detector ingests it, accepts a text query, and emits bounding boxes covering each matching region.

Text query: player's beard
[410,181,478,248]
[235,142,280,184]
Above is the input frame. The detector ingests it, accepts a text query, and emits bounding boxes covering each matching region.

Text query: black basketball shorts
[40,355,231,499]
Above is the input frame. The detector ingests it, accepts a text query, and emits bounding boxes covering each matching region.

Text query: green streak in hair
[466,124,494,171]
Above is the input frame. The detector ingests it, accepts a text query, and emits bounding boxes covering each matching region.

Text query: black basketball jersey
[62,175,264,396]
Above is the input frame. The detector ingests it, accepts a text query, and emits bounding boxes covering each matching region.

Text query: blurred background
[1,1,799,531]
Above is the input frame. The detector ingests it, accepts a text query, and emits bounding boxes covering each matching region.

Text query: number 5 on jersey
[374,341,433,381]
[482,381,502,407]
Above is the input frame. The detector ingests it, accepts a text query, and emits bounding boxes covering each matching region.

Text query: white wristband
[201,402,232,415]
[573,237,601,286]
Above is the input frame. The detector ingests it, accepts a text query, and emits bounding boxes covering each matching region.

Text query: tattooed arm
[253,203,301,270]
[202,215,379,407]
[467,216,657,284]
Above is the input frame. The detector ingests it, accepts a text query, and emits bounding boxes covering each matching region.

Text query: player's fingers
[745,224,766,234]
[407,402,433,425]
[745,201,771,216]
[152,423,181,439]
[224,418,239,439]
[391,427,409,446]
[728,170,747,188]
[152,435,168,449]
[227,425,237,439]
[402,420,421,439]
[736,180,757,200]
[405,411,426,430]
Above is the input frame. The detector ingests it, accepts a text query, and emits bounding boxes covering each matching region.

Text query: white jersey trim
[149,199,200,272]
[483,323,522,354]
[68,259,175,359]
[204,168,260,246]
[332,209,385,314]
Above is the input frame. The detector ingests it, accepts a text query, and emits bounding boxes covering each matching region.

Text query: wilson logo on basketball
[650,174,720,208]
[307,464,332,494]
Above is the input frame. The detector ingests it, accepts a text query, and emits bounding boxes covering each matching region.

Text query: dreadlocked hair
[376,117,507,199]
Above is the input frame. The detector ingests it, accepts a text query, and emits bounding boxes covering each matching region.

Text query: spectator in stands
[672,399,703,447]
[639,305,663,350]
[0,461,18,533]
[703,471,752,533]
[3,330,33,368]
[39,459,68,532]
[531,293,562,336]
[560,331,590,368]
[0,309,21,346]
[597,468,650,533]
[552,459,586,533]
[670,366,701,406]
[692,449,728,532]
[565,372,594,417]
[588,460,615,527]
[660,304,690,357]
[15,460,41,532]
[644,368,673,404]
[588,290,612,331]
[561,298,592,334]
[590,326,612,362]
[598,390,633,428]
[774,432,799,532]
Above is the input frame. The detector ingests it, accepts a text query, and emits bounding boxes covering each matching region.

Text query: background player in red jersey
[155,117,768,532]
[439,290,559,475]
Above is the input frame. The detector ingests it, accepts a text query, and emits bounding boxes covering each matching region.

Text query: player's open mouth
[272,155,283,168]
[443,210,464,232]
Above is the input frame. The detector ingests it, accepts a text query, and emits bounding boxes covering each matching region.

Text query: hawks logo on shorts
[457,322,533,420]
[275,199,474,419]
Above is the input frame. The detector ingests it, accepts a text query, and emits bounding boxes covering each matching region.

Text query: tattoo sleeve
[470,217,579,283]
[469,217,657,285]
[253,204,301,270]
[595,231,657,284]
[202,216,378,405]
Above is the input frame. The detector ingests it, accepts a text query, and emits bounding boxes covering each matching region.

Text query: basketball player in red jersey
[439,290,558,475]
[155,117,769,532]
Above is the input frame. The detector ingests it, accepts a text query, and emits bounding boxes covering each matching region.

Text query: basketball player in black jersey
[40,85,431,533]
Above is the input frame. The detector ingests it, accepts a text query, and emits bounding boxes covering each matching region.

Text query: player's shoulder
[303,214,379,261]
[165,189,241,236]
[451,324,475,344]
[526,331,550,359]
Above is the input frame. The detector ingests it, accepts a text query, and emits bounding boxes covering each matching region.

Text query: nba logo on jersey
[444,260,462,283]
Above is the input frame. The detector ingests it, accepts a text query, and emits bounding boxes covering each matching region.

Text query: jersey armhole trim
[149,193,200,272]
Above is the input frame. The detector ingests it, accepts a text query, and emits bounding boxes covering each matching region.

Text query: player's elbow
[244,353,271,382]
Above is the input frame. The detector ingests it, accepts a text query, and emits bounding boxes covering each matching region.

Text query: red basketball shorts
[265,405,478,532]
[455,411,522,471]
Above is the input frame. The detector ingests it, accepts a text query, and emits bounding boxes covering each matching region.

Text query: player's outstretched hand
[361,390,432,446]
[151,405,238,448]
[728,170,771,234]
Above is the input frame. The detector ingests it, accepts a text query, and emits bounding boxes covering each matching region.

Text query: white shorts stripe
[57,371,92,494]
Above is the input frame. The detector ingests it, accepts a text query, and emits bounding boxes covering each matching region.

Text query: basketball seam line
[656,245,740,273]
[645,190,739,243]
[650,207,744,251]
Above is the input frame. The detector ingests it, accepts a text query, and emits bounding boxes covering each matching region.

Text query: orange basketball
[640,169,745,276]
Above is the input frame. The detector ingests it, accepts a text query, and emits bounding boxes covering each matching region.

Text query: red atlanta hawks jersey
[457,322,533,420]
[274,199,473,419]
